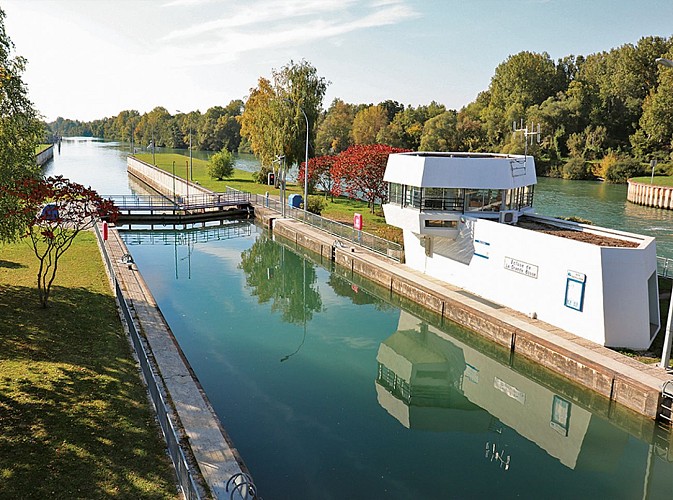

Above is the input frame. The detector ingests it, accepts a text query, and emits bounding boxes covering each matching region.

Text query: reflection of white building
[383,152,659,350]
[376,311,629,470]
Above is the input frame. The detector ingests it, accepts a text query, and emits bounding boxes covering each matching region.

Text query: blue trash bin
[288,194,303,208]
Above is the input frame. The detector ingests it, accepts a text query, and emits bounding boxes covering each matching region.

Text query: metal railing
[107,191,251,213]
[94,223,202,500]
[658,256,673,279]
[245,190,404,262]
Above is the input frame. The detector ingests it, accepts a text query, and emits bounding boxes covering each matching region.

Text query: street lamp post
[285,98,309,212]
[655,57,673,370]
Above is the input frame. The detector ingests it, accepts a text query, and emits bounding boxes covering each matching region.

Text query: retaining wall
[36,144,54,166]
[628,179,673,209]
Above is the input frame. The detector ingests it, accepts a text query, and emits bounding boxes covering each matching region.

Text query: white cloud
[159,0,420,67]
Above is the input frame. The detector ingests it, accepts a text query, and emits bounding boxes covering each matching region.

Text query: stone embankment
[628,179,673,209]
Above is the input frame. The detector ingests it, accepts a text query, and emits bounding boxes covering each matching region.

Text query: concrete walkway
[104,227,248,499]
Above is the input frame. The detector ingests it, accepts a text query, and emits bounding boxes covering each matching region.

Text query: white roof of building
[383,152,537,189]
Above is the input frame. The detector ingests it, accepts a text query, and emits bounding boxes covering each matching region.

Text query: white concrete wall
[403,217,657,349]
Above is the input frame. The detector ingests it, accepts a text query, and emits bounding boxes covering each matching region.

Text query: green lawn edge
[0,233,178,498]
[630,176,673,187]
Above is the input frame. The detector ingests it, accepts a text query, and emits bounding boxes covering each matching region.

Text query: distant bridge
[107,191,253,225]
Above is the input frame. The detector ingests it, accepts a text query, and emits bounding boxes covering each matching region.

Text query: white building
[382,152,660,350]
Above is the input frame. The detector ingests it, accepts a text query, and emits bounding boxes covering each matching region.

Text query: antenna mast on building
[513,120,541,158]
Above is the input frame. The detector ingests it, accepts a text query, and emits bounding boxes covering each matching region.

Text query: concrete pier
[628,179,673,209]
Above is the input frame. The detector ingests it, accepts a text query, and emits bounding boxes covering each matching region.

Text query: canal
[46,140,673,499]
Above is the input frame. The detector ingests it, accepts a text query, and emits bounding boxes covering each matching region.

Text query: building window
[422,188,464,211]
[404,185,421,208]
[424,219,458,228]
[388,183,403,205]
[504,186,535,210]
[465,189,503,212]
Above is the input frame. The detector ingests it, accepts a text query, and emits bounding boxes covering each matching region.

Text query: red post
[353,213,363,231]
[102,221,108,241]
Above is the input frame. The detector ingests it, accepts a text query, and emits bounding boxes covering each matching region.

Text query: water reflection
[238,234,322,324]
[376,310,673,485]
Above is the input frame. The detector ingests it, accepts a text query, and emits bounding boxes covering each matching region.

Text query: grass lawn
[135,152,402,242]
[0,233,178,498]
[631,175,673,187]
[35,144,52,155]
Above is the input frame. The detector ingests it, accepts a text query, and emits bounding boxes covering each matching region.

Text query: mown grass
[135,152,402,241]
[35,144,52,155]
[0,233,178,498]
[631,175,673,187]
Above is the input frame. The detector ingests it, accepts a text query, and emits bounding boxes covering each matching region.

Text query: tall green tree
[240,60,329,173]
[351,105,388,145]
[315,98,355,155]
[0,7,44,242]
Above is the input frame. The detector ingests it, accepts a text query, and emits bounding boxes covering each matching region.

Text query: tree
[298,154,336,197]
[0,7,44,242]
[2,176,118,307]
[332,144,409,213]
[275,59,329,169]
[315,98,355,155]
[419,110,460,151]
[208,148,235,180]
[239,77,281,169]
[351,105,388,145]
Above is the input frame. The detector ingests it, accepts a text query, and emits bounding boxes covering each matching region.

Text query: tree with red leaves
[3,176,119,307]
[298,155,336,198]
[331,144,409,213]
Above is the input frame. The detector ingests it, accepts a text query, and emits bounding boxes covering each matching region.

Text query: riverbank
[0,234,178,498]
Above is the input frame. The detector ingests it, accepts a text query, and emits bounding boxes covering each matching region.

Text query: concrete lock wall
[36,144,54,166]
[628,180,673,210]
[127,156,211,198]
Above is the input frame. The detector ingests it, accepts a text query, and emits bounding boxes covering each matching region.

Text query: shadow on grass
[0,260,26,269]
[0,285,177,498]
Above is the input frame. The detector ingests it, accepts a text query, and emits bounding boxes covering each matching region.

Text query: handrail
[238,188,404,262]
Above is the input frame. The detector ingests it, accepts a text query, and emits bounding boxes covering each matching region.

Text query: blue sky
[5,0,673,122]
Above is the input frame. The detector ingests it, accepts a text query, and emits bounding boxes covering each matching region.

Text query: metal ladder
[659,380,673,424]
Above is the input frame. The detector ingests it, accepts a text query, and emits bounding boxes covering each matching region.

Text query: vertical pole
[172,161,176,203]
[660,293,673,370]
[189,125,193,181]
[303,110,309,213]
[185,160,189,207]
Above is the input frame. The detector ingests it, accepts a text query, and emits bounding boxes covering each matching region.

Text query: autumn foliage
[3,176,118,307]
[331,144,410,213]
[298,154,337,197]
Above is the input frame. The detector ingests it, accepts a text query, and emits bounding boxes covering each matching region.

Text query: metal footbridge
[108,191,253,225]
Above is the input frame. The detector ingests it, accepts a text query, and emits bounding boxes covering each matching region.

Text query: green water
[121,224,673,500]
